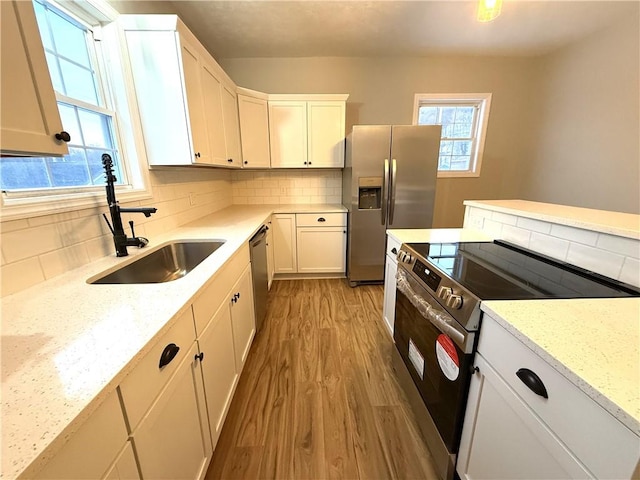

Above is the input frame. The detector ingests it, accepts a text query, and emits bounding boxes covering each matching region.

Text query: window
[0,0,150,219]
[413,93,492,178]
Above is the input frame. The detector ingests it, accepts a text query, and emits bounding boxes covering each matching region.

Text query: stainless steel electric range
[391,239,640,480]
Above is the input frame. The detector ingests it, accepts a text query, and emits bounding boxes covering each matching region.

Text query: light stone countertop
[0,204,345,480]
[464,199,640,240]
[481,298,640,436]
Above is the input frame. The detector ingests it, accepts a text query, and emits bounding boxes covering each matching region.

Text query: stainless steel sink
[89,240,225,284]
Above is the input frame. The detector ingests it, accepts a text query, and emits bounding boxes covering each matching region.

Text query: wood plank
[292,380,326,479]
[215,446,263,480]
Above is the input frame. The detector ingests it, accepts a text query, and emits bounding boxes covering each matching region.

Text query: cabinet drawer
[296,212,345,227]
[192,244,250,335]
[478,314,640,479]
[120,308,196,431]
[386,235,401,260]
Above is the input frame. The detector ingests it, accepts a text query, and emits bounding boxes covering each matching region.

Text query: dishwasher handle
[250,225,268,245]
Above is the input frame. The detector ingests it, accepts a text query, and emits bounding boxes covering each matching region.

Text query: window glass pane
[33,1,53,51]
[58,104,82,144]
[45,52,64,93]
[440,107,456,125]
[78,109,113,148]
[47,148,90,187]
[442,124,455,138]
[453,140,472,156]
[48,9,91,67]
[59,59,98,104]
[87,149,120,185]
[450,156,471,171]
[452,123,472,138]
[438,156,451,170]
[440,140,453,155]
[0,158,52,190]
[455,107,475,124]
[418,106,439,125]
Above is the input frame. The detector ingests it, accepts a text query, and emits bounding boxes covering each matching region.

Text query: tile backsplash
[0,168,233,297]
[231,169,342,205]
[464,206,640,288]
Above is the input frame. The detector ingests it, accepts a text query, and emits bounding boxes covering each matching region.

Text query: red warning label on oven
[436,334,459,381]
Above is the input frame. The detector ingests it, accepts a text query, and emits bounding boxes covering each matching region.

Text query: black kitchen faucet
[101,153,157,257]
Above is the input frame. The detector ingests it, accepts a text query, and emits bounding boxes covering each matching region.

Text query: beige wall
[521,14,640,214]
[220,56,538,227]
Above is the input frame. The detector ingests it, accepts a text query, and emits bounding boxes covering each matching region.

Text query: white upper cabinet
[269,94,348,168]
[237,88,271,168]
[121,15,241,168]
[0,1,69,157]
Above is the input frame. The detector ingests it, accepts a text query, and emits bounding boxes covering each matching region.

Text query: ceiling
[162,1,638,59]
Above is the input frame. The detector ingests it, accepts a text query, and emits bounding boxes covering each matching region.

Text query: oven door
[393,265,475,453]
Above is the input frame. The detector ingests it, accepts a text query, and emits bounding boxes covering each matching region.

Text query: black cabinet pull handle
[244,160,248,164]
[516,368,548,399]
[194,152,201,158]
[391,247,397,254]
[227,158,233,163]
[194,352,204,362]
[317,217,326,222]
[159,343,180,369]
[55,131,71,142]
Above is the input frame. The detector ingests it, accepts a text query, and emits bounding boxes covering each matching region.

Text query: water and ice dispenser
[358,177,382,210]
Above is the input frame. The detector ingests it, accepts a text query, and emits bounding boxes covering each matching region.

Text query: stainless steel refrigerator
[342,125,441,286]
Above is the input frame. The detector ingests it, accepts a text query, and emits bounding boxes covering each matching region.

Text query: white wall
[521,13,640,214]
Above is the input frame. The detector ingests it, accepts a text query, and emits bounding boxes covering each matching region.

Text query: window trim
[0,0,152,222]
[412,93,492,179]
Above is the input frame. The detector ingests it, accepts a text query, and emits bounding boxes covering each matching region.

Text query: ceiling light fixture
[477,0,502,22]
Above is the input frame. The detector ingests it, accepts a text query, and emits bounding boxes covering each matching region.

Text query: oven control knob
[446,294,463,310]
[437,286,453,301]
[398,250,412,264]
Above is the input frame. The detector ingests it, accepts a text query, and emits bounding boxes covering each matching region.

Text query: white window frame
[0,0,152,221]
[412,93,492,179]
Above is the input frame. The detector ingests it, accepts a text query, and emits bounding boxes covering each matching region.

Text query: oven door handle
[396,267,473,353]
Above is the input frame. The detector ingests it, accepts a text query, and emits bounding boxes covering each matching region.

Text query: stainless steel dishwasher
[249,225,269,333]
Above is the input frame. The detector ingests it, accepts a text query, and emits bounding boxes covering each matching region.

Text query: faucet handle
[137,237,149,248]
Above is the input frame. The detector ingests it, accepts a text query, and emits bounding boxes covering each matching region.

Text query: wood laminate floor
[205,279,438,480]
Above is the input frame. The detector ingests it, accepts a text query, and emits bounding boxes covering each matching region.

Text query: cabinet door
[0,1,68,157]
[133,343,212,480]
[103,442,140,480]
[382,255,397,337]
[34,391,128,480]
[238,94,271,168]
[457,355,592,480]
[272,214,298,273]
[201,62,227,166]
[180,39,210,165]
[230,266,256,371]
[198,302,238,449]
[221,84,242,168]
[296,227,346,273]
[269,101,307,168]
[307,101,346,168]
[266,220,275,289]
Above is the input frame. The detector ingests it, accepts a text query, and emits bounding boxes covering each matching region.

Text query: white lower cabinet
[33,391,134,480]
[103,442,140,480]
[266,218,275,289]
[382,234,401,337]
[132,343,211,480]
[230,265,256,370]
[272,213,298,274]
[458,314,640,480]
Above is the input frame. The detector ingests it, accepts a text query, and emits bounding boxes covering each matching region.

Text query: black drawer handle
[391,247,397,254]
[159,343,180,369]
[317,217,326,222]
[516,368,548,399]
[194,352,204,362]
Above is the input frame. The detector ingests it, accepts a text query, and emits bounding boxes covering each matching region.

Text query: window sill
[0,186,153,222]
[437,171,481,179]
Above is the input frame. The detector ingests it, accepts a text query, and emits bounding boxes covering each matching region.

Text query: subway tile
[1,218,30,233]
[234,197,248,204]
[40,244,90,279]
[566,243,625,280]
[56,215,110,247]
[464,214,484,230]
[516,217,552,234]
[468,207,492,219]
[500,225,531,248]
[482,219,503,238]
[27,210,78,227]
[491,212,517,225]
[1,257,45,297]
[619,257,640,287]
[529,232,570,261]
[596,234,640,259]
[549,224,599,246]
[86,235,115,261]
[2,224,63,262]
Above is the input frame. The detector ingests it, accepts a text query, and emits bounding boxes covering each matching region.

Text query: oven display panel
[412,259,441,292]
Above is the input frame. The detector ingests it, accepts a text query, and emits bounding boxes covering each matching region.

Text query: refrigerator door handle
[381,158,389,225]
[389,158,397,225]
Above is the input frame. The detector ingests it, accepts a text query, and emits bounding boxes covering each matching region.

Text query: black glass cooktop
[407,240,640,300]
